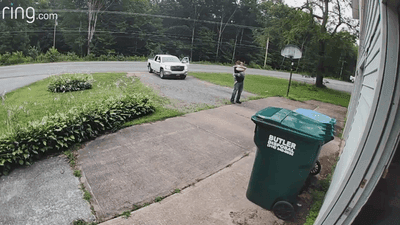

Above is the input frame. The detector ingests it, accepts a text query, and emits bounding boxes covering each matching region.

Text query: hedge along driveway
[0,73,183,175]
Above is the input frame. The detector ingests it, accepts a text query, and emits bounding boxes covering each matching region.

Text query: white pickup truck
[147,55,189,79]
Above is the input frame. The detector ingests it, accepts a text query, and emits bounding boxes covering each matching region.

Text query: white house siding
[314,0,387,224]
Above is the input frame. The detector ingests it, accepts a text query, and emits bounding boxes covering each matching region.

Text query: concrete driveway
[77,97,348,223]
[0,96,348,224]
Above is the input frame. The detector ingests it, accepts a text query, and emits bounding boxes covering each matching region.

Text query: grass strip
[304,160,338,224]
[190,72,351,107]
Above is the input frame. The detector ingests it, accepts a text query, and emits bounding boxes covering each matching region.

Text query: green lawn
[0,73,182,135]
[189,72,351,107]
[1,72,350,135]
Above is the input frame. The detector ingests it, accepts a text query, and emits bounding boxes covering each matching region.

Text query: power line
[31,9,261,30]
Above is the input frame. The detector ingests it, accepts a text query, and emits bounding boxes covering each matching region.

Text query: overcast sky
[283,0,354,18]
[284,0,305,8]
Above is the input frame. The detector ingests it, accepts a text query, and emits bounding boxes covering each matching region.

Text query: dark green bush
[27,46,40,60]
[0,50,148,66]
[45,47,61,62]
[84,53,96,61]
[0,52,11,65]
[8,51,26,65]
[98,54,109,61]
[0,93,155,175]
[63,52,81,61]
[48,74,94,93]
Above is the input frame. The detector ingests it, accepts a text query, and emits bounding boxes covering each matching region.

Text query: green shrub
[45,47,61,62]
[98,55,109,61]
[116,54,125,61]
[63,52,81,61]
[48,74,94,93]
[7,51,26,65]
[0,52,11,65]
[36,53,47,63]
[27,46,40,60]
[84,53,96,61]
[0,93,155,175]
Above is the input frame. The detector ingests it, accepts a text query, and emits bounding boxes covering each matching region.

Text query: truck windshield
[162,57,181,63]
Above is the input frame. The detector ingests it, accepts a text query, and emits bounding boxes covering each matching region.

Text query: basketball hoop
[281,45,302,96]
[281,45,302,59]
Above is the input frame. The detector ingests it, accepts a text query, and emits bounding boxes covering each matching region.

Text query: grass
[0,72,182,135]
[83,189,92,202]
[74,170,82,177]
[304,159,338,225]
[72,219,97,225]
[155,196,164,202]
[64,150,76,166]
[189,72,351,108]
[121,210,131,219]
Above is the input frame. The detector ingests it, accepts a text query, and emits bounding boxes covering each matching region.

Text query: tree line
[0,0,358,82]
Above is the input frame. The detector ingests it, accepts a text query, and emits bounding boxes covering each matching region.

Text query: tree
[299,0,359,87]
[86,0,115,55]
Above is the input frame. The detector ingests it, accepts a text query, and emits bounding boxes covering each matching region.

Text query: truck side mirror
[181,57,190,64]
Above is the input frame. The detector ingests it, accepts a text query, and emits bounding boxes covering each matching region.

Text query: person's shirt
[233,65,245,74]
[233,65,246,82]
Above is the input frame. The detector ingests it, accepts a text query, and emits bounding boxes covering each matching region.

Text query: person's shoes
[230,101,235,104]
[236,101,242,104]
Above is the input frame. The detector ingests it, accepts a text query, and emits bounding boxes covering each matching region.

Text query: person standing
[231,61,246,104]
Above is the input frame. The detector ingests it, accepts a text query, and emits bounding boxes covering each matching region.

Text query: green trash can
[246,107,333,220]
[294,108,337,175]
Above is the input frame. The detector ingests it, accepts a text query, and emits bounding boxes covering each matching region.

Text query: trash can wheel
[272,201,295,220]
[310,160,321,175]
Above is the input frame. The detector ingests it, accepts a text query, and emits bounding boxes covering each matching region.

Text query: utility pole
[53,19,57,48]
[190,5,197,62]
[263,37,269,68]
[231,31,238,63]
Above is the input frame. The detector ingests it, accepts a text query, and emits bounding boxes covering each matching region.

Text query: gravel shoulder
[128,72,256,113]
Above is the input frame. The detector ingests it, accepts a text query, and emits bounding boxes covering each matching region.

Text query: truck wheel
[160,69,165,79]
[310,160,321,175]
[273,201,295,220]
[148,64,153,73]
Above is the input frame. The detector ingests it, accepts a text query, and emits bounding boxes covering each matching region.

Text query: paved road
[0,62,354,95]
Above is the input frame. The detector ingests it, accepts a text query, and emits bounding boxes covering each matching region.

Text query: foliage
[74,170,82,177]
[72,219,97,225]
[83,190,92,202]
[0,93,155,175]
[0,0,358,80]
[0,51,147,66]
[48,74,94,93]
[155,196,164,202]
[45,47,61,62]
[304,157,339,225]
[121,210,131,218]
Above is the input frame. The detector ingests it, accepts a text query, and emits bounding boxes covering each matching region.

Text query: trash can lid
[294,108,336,125]
[252,107,328,142]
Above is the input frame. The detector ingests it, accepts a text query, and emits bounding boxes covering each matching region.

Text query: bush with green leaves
[0,50,148,66]
[0,52,11,65]
[62,52,81,61]
[0,93,155,175]
[45,47,61,62]
[27,46,40,60]
[48,74,94,93]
